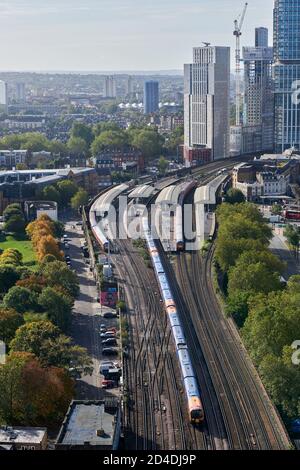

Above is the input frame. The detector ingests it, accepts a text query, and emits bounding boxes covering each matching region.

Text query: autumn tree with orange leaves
[26,215,64,262]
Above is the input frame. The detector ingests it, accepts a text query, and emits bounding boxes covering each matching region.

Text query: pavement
[62,220,120,400]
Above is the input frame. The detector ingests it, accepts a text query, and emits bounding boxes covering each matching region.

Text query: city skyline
[0,0,274,71]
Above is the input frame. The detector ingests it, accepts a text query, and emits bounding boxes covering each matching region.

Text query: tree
[38,287,73,332]
[71,122,94,147]
[40,261,80,298]
[36,235,64,262]
[242,288,300,365]
[16,275,48,294]
[3,286,38,314]
[93,122,121,136]
[165,125,184,155]
[158,156,168,175]
[10,321,93,375]
[20,133,50,152]
[258,348,300,419]
[4,214,26,234]
[0,308,24,344]
[3,204,23,222]
[71,189,89,211]
[130,128,163,159]
[224,188,246,204]
[284,224,300,258]
[57,180,78,206]
[41,185,61,204]
[0,265,20,293]
[0,352,74,425]
[91,130,127,155]
[67,136,88,158]
[0,249,23,266]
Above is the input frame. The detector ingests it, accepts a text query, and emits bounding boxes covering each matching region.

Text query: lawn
[0,234,37,269]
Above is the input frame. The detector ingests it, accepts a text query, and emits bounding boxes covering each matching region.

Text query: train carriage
[172,325,186,348]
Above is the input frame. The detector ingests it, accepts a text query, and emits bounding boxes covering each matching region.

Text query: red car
[102,380,115,389]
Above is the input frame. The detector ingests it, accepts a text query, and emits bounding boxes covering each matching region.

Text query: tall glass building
[274,0,300,152]
[144,81,159,114]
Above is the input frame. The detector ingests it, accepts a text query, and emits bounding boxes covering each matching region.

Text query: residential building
[0,427,47,450]
[232,157,299,201]
[126,75,133,96]
[16,83,26,103]
[274,0,300,152]
[144,81,159,114]
[55,400,121,450]
[0,81,8,114]
[104,76,117,99]
[93,148,145,172]
[243,28,274,152]
[0,150,28,169]
[255,27,269,47]
[0,167,99,213]
[184,45,230,163]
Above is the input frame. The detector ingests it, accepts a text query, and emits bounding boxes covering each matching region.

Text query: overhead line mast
[234,2,248,127]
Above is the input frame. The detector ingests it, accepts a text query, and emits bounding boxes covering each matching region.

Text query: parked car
[100,325,107,333]
[63,234,68,239]
[106,328,117,334]
[64,243,70,250]
[99,361,114,374]
[65,256,71,262]
[102,348,118,356]
[102,379,115,389]
[100,332,116,338]
[102,338,117,346]
[103,312,117,319]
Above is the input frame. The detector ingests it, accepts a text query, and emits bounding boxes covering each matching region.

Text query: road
[63,220,120,400]
[270,229,300,279]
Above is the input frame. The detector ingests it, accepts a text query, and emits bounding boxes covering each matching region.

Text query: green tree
[94,122,121,136]
[38,287,73,332]
[71,122,94,146]
[284,224,300,258]
[259,348,300,419]
[224,188,246,204]
[0,265,20,293]
[40,261,79,298]
[57,180,78,206]
[20,133,50,152]
[130,128,163,159]
[242,288,300,365]
[3,286,38,314]
[4,214,26,234]
[3,204,23,222]
[10,321,93,375]
[71,189,89,211]
[158,156,168,175]
[91,130,127,155]
[0,308,24,344]
[67,136,88,157]
[41,185,61,204]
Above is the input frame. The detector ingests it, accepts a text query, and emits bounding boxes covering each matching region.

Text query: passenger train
[142,217,204,425]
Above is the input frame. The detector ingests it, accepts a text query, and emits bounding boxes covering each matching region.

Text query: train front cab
[189,397,205,425]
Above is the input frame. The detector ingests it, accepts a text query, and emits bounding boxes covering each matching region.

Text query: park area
[0,234,37,269]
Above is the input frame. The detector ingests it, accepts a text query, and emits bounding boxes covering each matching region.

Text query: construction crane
[234,2,248,127]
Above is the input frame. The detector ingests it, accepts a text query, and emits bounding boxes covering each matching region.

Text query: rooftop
[56,401,119,448]
[0,427,47,444]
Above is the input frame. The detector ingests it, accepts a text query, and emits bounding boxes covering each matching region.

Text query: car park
[102,348,118,356]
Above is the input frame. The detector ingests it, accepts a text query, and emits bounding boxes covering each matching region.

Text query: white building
[0,81,8,113]
[184,45,230,162]
[0,150,28,168]
[104,76,116,98]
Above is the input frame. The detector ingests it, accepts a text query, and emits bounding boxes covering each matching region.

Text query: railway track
[114,239,192,450]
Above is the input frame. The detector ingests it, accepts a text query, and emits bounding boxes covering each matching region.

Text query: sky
[0,0,274,72]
